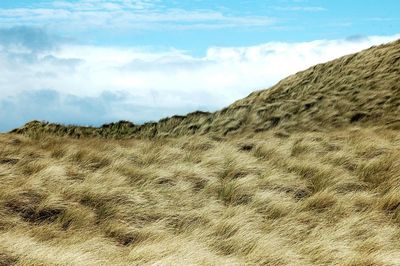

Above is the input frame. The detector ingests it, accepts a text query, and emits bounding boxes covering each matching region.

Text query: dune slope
[1,40,400,265]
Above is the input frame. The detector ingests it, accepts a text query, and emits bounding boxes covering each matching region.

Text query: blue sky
[0,0,399,131]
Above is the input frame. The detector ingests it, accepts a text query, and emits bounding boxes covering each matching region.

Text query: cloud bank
[0,27,399,131]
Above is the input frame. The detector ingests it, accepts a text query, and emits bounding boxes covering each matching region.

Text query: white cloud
[0,34,399,130]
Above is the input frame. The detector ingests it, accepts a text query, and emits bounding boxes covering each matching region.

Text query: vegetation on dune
[1,129,400,265]
[1,40,400,265]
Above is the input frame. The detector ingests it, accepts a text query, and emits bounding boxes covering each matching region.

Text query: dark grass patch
[294,188,312,200]
[191,178,208,191]
[5,191,65,224]
[107,229,152,247]
[239,143,254,152]
[0,252,18,266]
[350,112,367,123]
[0,158,19,165]
[7,203,64,224]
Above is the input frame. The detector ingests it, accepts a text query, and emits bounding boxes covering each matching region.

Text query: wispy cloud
[273,6,327,12]
[0,26,399,131]
[51,0,158,11]
[0,0,274,31]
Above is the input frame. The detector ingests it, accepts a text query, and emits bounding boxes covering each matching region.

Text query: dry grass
[1,127,400,265]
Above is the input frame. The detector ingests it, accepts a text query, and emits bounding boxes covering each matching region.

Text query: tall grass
[1,127,400,265]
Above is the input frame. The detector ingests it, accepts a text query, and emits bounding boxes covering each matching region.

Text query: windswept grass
[1,127,400,265]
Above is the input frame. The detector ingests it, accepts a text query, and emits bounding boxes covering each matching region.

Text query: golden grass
[1,127,400,265]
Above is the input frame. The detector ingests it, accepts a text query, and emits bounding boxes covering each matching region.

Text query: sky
[0,0,399,131]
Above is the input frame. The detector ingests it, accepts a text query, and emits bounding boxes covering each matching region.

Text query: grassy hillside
[1,128,400,265]
[13,39,400,138]
[1,40,400,265]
